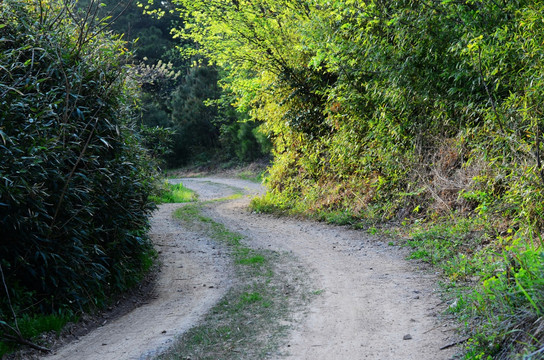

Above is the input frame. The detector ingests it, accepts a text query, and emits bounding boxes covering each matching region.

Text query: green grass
[0,312,78,356]
[149,182,197,204]
[236,254,266,265]
[250,192,295,215]
[403,218,544,359]
[215,193,244,201]
[160,203,313,359]
[316,210,357,226]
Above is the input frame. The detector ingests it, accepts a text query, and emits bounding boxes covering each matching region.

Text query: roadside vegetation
[172,0,544,358]
[0,0,160,355]
[0,0,267,354]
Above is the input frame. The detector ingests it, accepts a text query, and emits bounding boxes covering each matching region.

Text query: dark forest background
[81,0,271,168]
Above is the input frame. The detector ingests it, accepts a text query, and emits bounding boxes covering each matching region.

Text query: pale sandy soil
[199,182,460,360]
[43,203,233,360]
[41,177,460,360]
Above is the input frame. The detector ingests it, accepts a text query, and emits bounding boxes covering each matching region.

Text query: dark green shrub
[0,0,157,326]
[219,121,270,163]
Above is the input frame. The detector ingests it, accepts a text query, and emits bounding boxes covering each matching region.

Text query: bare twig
[0,264,20,335]
[423,322,446,334]
[535,120,544,186]
[477,46,505,133]
[0,265,51,353]
[415,170,454,218]
[1,333,52,353]
[440,337,469,350]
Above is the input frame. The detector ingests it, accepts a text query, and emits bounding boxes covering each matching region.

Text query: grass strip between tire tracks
[158,201,312,359]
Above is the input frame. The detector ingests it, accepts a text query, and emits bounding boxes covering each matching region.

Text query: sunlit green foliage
[174,0,544,225]
[150,182,197,204]
[173,0,544,357]
[0,0,157,347]
[409,221,544,359]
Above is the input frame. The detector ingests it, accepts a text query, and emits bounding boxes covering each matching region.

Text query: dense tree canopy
[86,0,270,167]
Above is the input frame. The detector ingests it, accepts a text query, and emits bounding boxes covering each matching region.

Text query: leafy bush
[0,0,157,336]
[173,0,544,357]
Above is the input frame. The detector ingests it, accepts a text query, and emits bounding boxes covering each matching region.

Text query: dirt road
[44,177,459,359]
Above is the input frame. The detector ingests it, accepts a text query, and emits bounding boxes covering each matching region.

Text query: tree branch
[477,46,505,133]
[0,265,51,353]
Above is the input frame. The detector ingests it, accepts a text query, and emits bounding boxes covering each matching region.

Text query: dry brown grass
[416,137,487,216]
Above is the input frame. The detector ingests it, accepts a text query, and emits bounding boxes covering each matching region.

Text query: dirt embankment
[41,177,458,359]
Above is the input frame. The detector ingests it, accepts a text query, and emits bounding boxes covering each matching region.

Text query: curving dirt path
[43,177,459,359]
[43,181,245,360]
[203,195,460,360]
